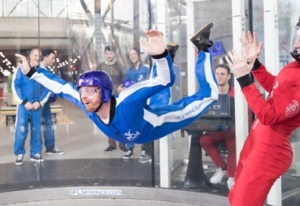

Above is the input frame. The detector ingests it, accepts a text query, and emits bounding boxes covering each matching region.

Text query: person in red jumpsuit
[225,18,300,206]
[199,64,236,189]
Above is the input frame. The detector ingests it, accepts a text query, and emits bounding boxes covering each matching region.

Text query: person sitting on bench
[199,64,236,189]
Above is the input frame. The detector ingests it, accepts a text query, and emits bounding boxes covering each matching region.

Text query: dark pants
[108,138,125,149]
[42,102,55,150]
[142,143,153,155]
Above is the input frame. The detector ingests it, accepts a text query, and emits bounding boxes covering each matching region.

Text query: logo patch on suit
[273,81,279,89]
[286,100,299,117]
[124,129,141,141]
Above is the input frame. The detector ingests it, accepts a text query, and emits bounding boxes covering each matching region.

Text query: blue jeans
[14,104,42,156]
[42,103,55,150]
[125,143,135,149]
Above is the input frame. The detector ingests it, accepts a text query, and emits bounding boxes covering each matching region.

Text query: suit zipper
[111,124,128,141]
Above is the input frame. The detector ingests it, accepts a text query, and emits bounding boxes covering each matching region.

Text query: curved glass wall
[2,0,288,205]
[0,0,160,192]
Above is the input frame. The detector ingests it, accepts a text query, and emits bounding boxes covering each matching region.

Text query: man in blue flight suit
[40,49,64,155]
[12,48,50,165]
[16,25,218,146]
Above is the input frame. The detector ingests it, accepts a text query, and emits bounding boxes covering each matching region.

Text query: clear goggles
[79,87,99,97]
[291,26,300,51]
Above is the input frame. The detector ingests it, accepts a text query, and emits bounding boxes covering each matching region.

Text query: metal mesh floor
[4,199,197,206]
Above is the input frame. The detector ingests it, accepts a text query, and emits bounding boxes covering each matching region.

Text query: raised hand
[15,53,30,75]
[239,31,263,66]
[225,49,252,78]
[139,30,166,56]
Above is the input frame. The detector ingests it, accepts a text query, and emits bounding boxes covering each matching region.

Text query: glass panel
[37,0,156,189]
[170,0,235,196]
[38,0,51,18]
[52,0,68,18]
[0,0,3,17]
[163,0,188,187]
[278,1,300,205]
[3,0,27,17]
[251,0,265,65]
[0,0,258,203]
[0,0,41,191]
[27,0,39,17]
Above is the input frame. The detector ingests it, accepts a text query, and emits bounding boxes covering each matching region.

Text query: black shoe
[30,153,44,162]
[104,145,116,153]
[123,148,133,159]
[167,42,179,60]
[15,154,24,166]
[46,147,64,155]
[120,146,128,153]
[190,22,214,52]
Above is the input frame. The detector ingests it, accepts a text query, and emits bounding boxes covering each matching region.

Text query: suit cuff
[252,59,262,71]
[26,67,36,78]
[38,101,43,107]
[236,74,253,89]
[151,49,168,59]
[21,99,28,105]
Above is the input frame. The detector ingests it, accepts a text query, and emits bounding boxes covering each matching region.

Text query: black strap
[93,102,103,113]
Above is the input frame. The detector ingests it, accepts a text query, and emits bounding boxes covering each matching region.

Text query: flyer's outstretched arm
[15,54,86,111]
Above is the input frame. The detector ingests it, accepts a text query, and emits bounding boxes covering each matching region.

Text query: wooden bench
[0,105,63,126]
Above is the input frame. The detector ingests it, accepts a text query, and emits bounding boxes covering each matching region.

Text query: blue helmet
[76,70,113,103]
[122,79,135,88]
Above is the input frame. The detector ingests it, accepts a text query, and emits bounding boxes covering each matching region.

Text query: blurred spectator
[118,48,150,159]
[12,48,50,165]
[199,64,236,189]
[40,49,64,155]
[97,46,127,153]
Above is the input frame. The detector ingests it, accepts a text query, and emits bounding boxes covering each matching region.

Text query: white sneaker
[138,154,152,163]
[123,149,133,159]
[227,177,234,190]
[30,153,44,162]
[140,150,146,158]
[15,154,24,166]
[210,168,226,184]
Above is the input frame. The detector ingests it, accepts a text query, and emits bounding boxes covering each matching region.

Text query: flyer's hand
[139,30,166,56]
[15,53,30,75]
[239,31,263,67]
[225,49,252,78]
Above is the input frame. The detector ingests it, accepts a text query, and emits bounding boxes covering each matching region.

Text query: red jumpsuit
[200,86,236,178]
[229,60,300,206]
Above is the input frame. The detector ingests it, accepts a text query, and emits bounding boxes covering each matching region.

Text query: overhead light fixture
[3,70,11,76]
